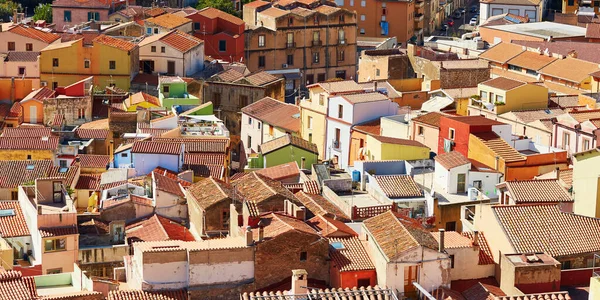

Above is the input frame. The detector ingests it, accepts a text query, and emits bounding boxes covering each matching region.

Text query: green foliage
[33,3,52,23]
[196,0,237,17]
[0,0,20,23]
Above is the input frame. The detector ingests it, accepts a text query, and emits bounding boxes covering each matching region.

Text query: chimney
[291,269,308,295]
[245,227,253,246]
[37,205,42,215]
[258,226,264,242]
[301,157,306,169]
[473,230,479,246]
[438,229,445,252]
[295,207,306,221]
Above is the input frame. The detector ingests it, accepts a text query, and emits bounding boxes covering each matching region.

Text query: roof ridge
[210,177,229,199]
[253,172,278,196]
[151,214,171,240]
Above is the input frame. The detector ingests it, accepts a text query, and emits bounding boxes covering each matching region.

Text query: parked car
[441,24,449,32]
[453,11,462,19]
[459,7,466,14]
[446,20,454,26]
[470,6,478,13]
[469,18,478,26]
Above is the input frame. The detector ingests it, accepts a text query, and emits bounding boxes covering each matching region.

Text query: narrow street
[431,0,479,37]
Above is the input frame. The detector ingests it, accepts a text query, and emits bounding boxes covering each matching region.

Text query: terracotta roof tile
[462,232,495,265]
[145,7,166,17]
[506,51,557,71]
[153,137,228,153]
[78,154,110,169]
[435,151,471,170]
[197,7,244,25]
[213,68,245,82]
[0,160,53,188]
[479,42,525,64]
[481,77,527,90]
[586,23,600,39]
[0,201,30,237]
[2,127,51,138]
[370,135,428,147]
[303,180,320,194]
[158,30,203,53]
[75,128,109,139]
[539,57,600,83]
[329,236,375,272]
[431,231,472,248]
[132,141,182,155]
[496,292,571,300]
[307,80,363,94]
[241,97,300,132]
[567,109,600,122]
[187,177,232,210]
[295,191,350,221]
[0,271,37,300]
[8,25,60,43]
[52,114,63,127]
[307,214,355,237]
[342,92,389,104]
[255,162,300,181]
[75,174,101,190]
[462,282,506,300]
[93,35,136,51]
[184,153,226,165]
[353,118,381,136]
[47,165,79,187]
[512,40,600,64]
[502,108,564,124]
[255,212,318,241]
[39,225,78,237]
[242,71,279,86]
[154,172,184,197]
[102,194,153,209]
[108,289,188,300]
[126,214,195,242]
[259,135,317,155]
[500,179,573,203]
[373,175,423,198]
[559,168,573,187]
[363,211,438,259]
[472,132,525,163]
[0,136,58,150]
[183,164,224,179]
[493,204,600,257]
[412,112,448,127]
[232,172,299,209]
[145,13,191,29]
[5,51,40,62]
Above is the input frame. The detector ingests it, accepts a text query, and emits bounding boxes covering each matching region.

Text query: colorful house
[20,88,55,124]
[187,7,245,62]
[438,115,511,155]
[158,76,201,109]
[0,24,60,52]
[364,135,429,161]
[251,135,319,169]
[138,30,204,76]
[122,92,161,111]
[40,35,139,90]
[144,13,193,35]
[572,147,600,218]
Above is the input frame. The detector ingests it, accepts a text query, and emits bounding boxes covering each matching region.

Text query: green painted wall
[189,102,214,115]
[159,81,201,109]
[263,146,318,169]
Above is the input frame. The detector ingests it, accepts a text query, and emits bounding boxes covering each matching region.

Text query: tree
[196,0,237,17]
[0,0,19,22]
[33,3,52,23]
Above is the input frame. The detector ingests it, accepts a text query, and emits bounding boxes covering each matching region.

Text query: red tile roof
[370,135,428,147]
[47,165,79,187]
[93,35,137,51]
[0,160,53,189]
[435,151,471,170]
[187,177,232,210]
[431,231,473,249]
[242,71,279,86]
[462,231,495,265]
[154,172,184,197]
[75,174,101,190]
[255,162,300,181]
[8,25,60,43]
[197,7,245,25]
[75,128,109,139]
[2,127,51,138]
[363,211,438,259]
[0,271,37,300]
[126,214,195,242]
[496,292,571,300]
[307,214,355,237]
[296,191,350,222]
[0,136,58,150]
[132,141,182,155]
[153,137,229,153]
[183,164,224,179]
[499,179,573,204]
[241,97,300,133]
[255,212,319,241]
[303,180,320,194]
[145,7,166,17]
[259,134,318,155]
[151,167,191,187]
[232,172,299,208]
[329,236,375,272]
[108,289,188,300]
[39,225,78,237]
[412,112,447,127]
[373,175,423,198]
[184,153,226,165]
[352,119,381,135]
[493,204,600,257]
[78,154,110,169]
[461,282,506,300]
[145,13,192,29]
[159,30,203,53]
[0,201,30,238]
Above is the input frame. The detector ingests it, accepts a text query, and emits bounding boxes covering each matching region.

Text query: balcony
[415,0,425,8]
[312,40,323,47]
[332,140,341,150]
[470,97,505,113]
[285,42,296,48]
[414,13,424,22]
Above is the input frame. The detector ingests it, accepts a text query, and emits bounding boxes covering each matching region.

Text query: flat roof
[484,22,586,39]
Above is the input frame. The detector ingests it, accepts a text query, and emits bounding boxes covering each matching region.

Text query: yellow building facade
[300,86,330,161]
[572,149,600,218]
[364,135,430,161]
[40,36,139,91]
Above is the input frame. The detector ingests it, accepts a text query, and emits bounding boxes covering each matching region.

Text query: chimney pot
[291,269,308,295]
[473,230,479,246]
[438,229,445,252]
[245,226,253,246]
[258,226,264,242]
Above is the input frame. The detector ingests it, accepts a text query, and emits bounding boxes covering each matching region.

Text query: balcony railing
[312,40,322,46]
[414,13,424,22]
[285,42,296,48]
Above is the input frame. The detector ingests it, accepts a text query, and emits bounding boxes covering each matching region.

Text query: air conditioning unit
[282,63,288,68]
[340,40,346,45]
[41,81,48,87]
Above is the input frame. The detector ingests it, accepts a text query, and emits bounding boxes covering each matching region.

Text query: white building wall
[435,162,471,194]
[481,3,540,23]
[154,189,187,220]
[151,116,178,129]
[325,119,351,170]
[142,260,188,288]
[492,124,512,144]
[139,40,185,76]
[189,261,254,285]
[445,247,495,281]
[241,113,263,154]
[353,101,399,124]
[133,153,181,176]
[469,171,500,198]
[18,187,41,263]
[0,31,55,52]
[182,43,204,76]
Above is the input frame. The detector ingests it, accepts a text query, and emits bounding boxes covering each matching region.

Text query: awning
[184,114,222,122]
[283,73,302,80]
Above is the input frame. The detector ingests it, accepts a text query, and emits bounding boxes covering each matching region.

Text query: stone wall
[43,96,92,126]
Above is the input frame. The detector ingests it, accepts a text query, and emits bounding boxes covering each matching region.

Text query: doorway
[457,173,466,193]
[141,60,154,74]
[53,181,63,203]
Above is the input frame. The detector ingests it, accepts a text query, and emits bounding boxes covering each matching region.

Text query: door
[167,61,175,75]
[403,265,418,295]
[53,181,63,203]
[29,105,37,123]
[457,173,466,193]
[141,60,154,74]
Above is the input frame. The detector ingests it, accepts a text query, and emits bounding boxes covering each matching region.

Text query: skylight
[26,164,35,170]
[0,209,15,217]
[331,242,345,250]
[59,167,69,173]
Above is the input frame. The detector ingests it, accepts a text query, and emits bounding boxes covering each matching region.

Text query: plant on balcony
[471,95,481,100]
[494,101,506,106]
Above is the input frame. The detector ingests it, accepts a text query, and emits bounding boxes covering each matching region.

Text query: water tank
[352,170,361,182]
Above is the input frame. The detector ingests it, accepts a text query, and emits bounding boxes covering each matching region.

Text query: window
[584,139,591,151]
[308,116,313,129]
[480,91,488,101]
[491,8,503,16]
[161,46,165,53]
[78,108,85,119]
[194,22,200,30]
[288,17,294,25]
[213,92,221,107]
[300,251,307,261]
[26,43,33,51]
[7,42,15,51]
[361,0,366,6]
[526,69,537,76]
[248,117,253,125]
[350,0,354,5]
[562,132,570,149]
[449,255,455,268]
[258,35,265,47]
[418,126,424,136]
[27,154,32,160]
[151,46,156,52]
[286,32,294,47]
[258,122,261,129]
[44,238,66,252]
[87,11,100,21]
[337,50,345,61]
[147,27,152,35]
[258,56,266,68]
[335,70,346,79]
[163,85,170,93]
[360,28,365,34]
[449,128,455,140]
[247,136,252,148]
[338,104,343,118]
[84,60,90,68]
[339,15,345,23]
[338,29,345,43]
[376,69,380,76]
[59,160,67,168]
[360,14,365,21]
[313,15,319,24]
[154,28,159,34]
[313,52,319,64]
[287,54,294,65]
[109,61,116,70]
[121,153,128,157]
[495,95,504,103]
[269,125,274,136]
[219,40,226,52]
[508,65,522,72]
[313,31,320,43]
[52,58,59,67]
[317,73,325,82]
[382,8,387,15]
[11,191,17,200]
[47,268,62,274]
[525,10,536,20]
[239,95,248,107]
[221,209,230,229]
[308,133,312,142]
[508,8,519,15]
[64,11,72,22]
[562,260,572,270]
[319,94,325,105]
[18,67,25,75]
[568,0,574,5]
[357,278,370,288]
